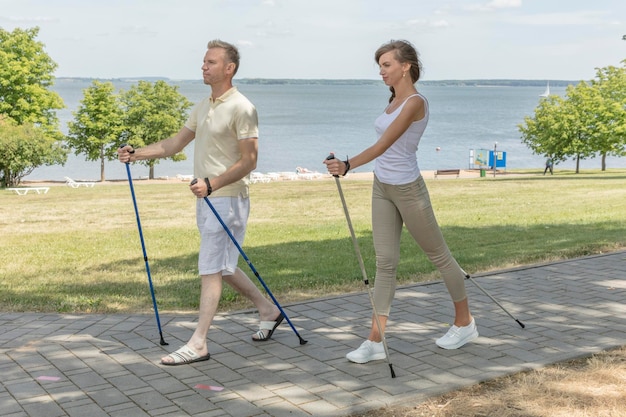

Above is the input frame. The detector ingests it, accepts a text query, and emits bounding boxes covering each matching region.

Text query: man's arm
[118,127,196,163]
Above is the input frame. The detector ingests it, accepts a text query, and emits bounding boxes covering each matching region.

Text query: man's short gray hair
[207,39,240,75]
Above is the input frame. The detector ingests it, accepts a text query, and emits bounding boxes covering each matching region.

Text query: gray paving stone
[64,402,109,417]
[21,399,67,417]
[0,251,624,416]
[0,393,25,415]
[105,403,151,417]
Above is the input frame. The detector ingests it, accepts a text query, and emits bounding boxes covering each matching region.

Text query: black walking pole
[121,146,168,345]
[191,179,308,345]
[326,154,396,378]
[464,273,525,328]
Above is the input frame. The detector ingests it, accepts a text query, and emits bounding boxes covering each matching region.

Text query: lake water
[25,79,625,181]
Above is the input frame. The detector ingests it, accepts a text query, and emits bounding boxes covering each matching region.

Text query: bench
[434,169,460,179]
[7,187,50,195]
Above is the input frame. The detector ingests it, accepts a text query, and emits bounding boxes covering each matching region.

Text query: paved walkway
[1,251,625,417]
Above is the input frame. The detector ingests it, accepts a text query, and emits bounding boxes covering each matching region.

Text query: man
[118,40,283,366]
[544,158,554,175]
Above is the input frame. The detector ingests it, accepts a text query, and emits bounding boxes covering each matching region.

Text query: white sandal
[252,312,284,342]
[161,345,210,366]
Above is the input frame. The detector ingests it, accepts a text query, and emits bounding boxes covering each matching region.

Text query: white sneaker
[436,318,479,350]
[346,340,386,363]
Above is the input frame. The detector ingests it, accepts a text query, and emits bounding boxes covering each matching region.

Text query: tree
[66,81,123,182]
[0,117,66,187]
[587,62,626,170]
[518,93,597,172]
[0,27,64,136]
[120,80,192,179]
[519,62,626,173]
[558,82,598,173]
[519,95,567,165]
[0,27,67,183]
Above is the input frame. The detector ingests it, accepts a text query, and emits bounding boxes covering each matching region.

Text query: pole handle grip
[325,153,339,178]
[119,144,135,164]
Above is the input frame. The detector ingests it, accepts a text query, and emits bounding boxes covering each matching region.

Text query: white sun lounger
[64,177,95,188]
[7,187,50,195]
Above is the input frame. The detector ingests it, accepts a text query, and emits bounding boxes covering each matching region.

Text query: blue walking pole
[191,179,308,345]
[121,147,168,346]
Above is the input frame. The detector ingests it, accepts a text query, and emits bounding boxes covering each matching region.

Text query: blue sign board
[471,149,507,169]
[489,150,506,168]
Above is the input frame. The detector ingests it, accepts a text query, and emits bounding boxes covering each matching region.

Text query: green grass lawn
[1,169,625,314]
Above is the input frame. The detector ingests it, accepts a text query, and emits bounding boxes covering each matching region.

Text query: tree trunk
[601,152,606,171]
[100,146,105,182]
[575,154,580,174]
[149,164,154,180]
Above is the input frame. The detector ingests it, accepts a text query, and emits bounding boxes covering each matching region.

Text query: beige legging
[372,174,467,316]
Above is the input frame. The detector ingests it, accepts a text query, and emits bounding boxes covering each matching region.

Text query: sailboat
[540,81,550,98]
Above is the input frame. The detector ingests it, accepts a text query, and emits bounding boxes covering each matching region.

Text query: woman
[324,40,478,364]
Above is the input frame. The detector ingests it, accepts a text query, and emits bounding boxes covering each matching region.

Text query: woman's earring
[403,72,406,78]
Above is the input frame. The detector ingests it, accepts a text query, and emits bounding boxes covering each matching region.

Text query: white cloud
[2,15,58,23]
[487,0,522,9]
[511,10,615,26]
[405,18,450,31]
[466,0,522,12]
[430,20,450,28]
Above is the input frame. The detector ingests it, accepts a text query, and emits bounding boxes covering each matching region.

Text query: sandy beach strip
[20,169,509,187]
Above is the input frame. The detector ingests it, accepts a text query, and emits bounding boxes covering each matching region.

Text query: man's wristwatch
[203,178,212,196]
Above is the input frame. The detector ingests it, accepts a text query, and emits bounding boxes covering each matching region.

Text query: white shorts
[196,196,250,276]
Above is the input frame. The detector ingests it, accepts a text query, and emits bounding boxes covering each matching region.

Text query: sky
[1,0,625,81]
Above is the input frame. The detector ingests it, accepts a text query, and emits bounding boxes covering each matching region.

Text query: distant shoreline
[55,77,579,88]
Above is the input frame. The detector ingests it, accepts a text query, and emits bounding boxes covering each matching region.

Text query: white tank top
[373,93,429,185]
